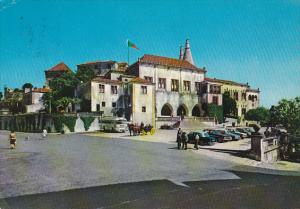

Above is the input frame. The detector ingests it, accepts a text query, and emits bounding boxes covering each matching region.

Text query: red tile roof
[139,54,206,72]
[130,77,153,85]
[204,77,248,87]
[91,77,122,85]
[46,62,72,72]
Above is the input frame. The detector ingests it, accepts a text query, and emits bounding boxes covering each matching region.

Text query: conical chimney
[179,46,184,60]
[183,39,195,65]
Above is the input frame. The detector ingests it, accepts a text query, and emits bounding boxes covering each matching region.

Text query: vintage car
[187,131,216,145]
[215,128,241,141]
[206,129,233,143]
[227,128,248,139]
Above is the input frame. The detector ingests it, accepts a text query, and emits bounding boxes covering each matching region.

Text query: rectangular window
[195,82,201,93]
[96,104,100,111]
[99,84,105,93]
[102,102,106,107]
[210,85,221,94]
[141,86,147,94]
[112,102,116,108]
[242,108,246,115]
[242,93,246,100]
[171,79,179,92]
[142,106,146,112]
[158,78,166,89]
[212,96,218,105]
[183,81,191,92]
[234,92,239,101]
[111,85,118,94]
[144,76,153,83]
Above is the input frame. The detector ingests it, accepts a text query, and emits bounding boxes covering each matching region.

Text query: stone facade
[204,77,260,120]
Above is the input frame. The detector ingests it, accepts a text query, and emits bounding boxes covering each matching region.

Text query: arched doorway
[161,103,173,116]
[177,104,188,116]
[192,104,201,117]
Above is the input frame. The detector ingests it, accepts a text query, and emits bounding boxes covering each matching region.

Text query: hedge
[81,116,95,131]
[52,115,77,132]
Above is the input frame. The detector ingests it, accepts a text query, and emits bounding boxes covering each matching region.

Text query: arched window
[161,103,173,116]
[192,105,201,117]
[177,104,188,116]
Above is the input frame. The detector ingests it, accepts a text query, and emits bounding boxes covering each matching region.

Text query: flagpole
[127,45,130,65]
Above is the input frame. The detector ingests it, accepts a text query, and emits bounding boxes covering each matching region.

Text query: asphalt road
[0,131,299,209]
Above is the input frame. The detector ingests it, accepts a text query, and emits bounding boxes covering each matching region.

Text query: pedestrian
[194,134,199,150]
[177,128,182,150]
[42,129,48,138]
[128,123,132,136]
[182,132,188,150]
[9,130,17,149]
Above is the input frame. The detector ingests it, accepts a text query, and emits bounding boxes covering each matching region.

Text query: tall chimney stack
[183,39,195,65]
[179,46,184,60]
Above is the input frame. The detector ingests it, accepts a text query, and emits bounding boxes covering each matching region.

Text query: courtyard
[0,130,300,208]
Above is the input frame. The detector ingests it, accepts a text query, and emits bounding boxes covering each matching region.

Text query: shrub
[81,116,95,131]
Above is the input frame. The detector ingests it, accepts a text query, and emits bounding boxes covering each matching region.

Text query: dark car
[236,128,252,137]
[207,129,232,143]
[187,131,216,145]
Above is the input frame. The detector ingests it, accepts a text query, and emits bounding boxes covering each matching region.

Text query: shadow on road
[199,147,256,160]
[1,171,299,209]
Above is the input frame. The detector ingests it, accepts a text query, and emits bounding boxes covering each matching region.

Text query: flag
[127,40,139,50]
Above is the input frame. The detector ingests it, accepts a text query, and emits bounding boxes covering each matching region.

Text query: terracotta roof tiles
[204,77,248,87]
[91,77,122,85]
[46,62,72,72]
[139,54,205,72]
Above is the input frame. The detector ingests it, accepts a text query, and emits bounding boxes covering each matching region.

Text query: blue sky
[0,0,299,107]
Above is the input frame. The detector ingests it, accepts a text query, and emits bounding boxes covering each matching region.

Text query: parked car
[236,128,252,137]
[187,131,216,145]
[215,128,241,141]
[207,129,232,143]
[227,128,247,139]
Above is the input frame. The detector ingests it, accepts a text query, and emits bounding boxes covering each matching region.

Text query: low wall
[0,113,100,133]
[251,134,280,163]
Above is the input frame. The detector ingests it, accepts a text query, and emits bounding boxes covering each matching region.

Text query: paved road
[0,131,299,208]
[1,172,300,209]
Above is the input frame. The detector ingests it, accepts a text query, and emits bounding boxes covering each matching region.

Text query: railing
[156,116,181,122]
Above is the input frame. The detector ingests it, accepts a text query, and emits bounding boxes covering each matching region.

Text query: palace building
[75,39,260,126]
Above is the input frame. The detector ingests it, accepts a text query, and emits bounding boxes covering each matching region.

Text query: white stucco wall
[91,81,122,116]
[139,64,205,117]
[131,83,154,125]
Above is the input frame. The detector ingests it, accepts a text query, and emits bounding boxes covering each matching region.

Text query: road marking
[168,179,190,188]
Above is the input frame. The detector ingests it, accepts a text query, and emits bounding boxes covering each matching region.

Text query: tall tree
[76,68,96,83]
[270,97,300,135]
[244,107,270,126]
[43,72,79,113]
[22,83,33,91]
[222,91,237,118]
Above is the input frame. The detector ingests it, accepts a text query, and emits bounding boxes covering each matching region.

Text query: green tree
[22,83,33,91]
[0,92,3,100]
[245,107,270,126]
[76,68,96,83]
[270,97,300,136]
[206,104,224,124]
[7,89,24,114]
[222,92,237,118]
[42,72,79,113]
[50,72,79,97]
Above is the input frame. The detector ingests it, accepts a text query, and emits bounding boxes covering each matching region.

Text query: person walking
[42,129,48,139]
[182,132,188,150]
[9,130,17,149]
[194,134,199,150]
[177,128,182,150]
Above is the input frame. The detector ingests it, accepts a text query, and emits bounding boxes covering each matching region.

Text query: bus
[100,117,129,133]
